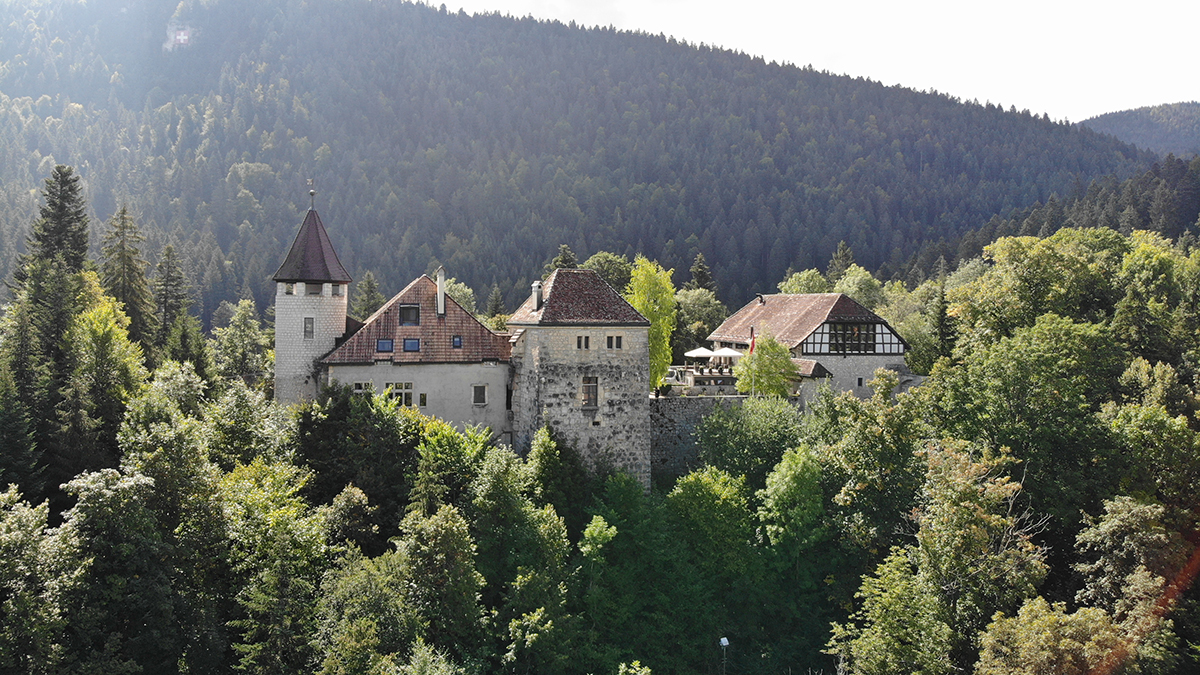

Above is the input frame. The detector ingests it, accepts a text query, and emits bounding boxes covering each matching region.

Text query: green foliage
[582,251,633,292]
[544,244,579,278]
[526,426,591,539]
[485,283,505,318]
[832,264,885,310]
[684,252,716,294]
[757,445,825,557]
[152,245,192,348]
[826,241,855,283]
[165,312,218,386]
[670,287,726,364]
[213,299,271,387]
[443,277,477,315]
[1083,101,1200,156]
[408,419,488,518]
[732,333,799,397]
[351,271,387,320]
[99,206,157,351]
[777,268,830,294]
[222,459,330,675]
[625,256,676,388]
[202,380,289,470]
[21,165,89,275]
[976,597,1122,675]
[696,395,803,492]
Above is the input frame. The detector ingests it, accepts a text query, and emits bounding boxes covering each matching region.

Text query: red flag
[749,327,756,355]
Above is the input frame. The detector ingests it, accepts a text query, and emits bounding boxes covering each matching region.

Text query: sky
[444,0,1198,123]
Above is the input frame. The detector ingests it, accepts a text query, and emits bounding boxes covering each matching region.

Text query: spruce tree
[350,270,386,319]
[684,252,717,294]
[99,206,156,350]
[826,241,855,284]
[22,165,90,275]
[486,283,504,318]
[152,245,191,348]
[543,244,578,278]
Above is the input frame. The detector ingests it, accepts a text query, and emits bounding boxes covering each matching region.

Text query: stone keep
[273,209,352,403]
[508,270,652,486]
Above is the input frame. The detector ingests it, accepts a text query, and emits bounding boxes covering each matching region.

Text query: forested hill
[1082,102,1200,158]
[0,0,1155,322]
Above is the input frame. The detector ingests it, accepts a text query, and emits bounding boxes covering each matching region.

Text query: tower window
[307,283,322,296]
[577,335,590,349]
[303,317,314,339]
[399,305,420,325]
[284,283,295,295]
[582,377,598,407]
[331,284,343,297]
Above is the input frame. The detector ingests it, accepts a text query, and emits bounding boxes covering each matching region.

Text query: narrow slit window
[303,317,314,340]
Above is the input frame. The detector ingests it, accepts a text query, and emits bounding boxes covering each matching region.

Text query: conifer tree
[0,361,41,497]
[543,244,578,278]
[684,252,717,294]
[99,207,156,350]
[152,245,191,348]
[351,270,386,320]
[20,165,90,276]
[826,241,855,284]
[486,283,504,318]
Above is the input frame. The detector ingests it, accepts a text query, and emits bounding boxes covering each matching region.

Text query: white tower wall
[274,281,348,404]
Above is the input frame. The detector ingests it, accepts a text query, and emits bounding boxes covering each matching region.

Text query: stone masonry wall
[511,325,650,487]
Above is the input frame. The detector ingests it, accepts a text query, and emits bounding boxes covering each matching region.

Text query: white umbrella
[684,347,716,358]
[710,347,743,358]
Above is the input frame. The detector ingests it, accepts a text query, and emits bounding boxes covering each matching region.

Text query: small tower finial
[307,178,316,210]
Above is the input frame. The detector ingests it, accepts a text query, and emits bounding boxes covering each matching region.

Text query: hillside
[0,0,1155,322]
[1081,102,1200,158]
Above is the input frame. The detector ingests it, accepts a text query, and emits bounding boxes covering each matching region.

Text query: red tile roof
[508,268,649,326]
[708,293,885,348]
[273,210,353,283]
[322,276,510,365]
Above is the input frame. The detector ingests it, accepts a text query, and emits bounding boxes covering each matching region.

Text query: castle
[272,208,652,485]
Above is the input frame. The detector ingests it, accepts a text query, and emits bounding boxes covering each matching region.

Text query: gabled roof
[707,293,885,348]
[273,210,352,283]
[508,268,649,327]
[322,275,510,365]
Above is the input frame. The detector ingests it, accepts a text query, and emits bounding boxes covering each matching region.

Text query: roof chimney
[436,266,446,316]
[756,293,765,304]
[532,280,543,311]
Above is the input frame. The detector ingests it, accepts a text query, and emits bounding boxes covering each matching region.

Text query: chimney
[436,266,446,316]
[532,280,543,311]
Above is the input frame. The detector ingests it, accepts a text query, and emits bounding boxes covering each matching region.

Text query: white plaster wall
[326,361,511,439]
[803,352,910,398]
[274,281,348,404]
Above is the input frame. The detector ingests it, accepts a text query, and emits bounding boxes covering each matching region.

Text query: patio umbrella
[710,347,743,358]
[684,347,716,358]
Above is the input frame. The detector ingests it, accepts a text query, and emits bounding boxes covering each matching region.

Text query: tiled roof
[273,210,352,283]
[508,268,649,326]
[792,358,832,378]
[322,275,510,364]
[708,293,885,348]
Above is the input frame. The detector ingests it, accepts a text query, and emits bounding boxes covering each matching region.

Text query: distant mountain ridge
[1081,102,1200,158]
[0,0,1156,320]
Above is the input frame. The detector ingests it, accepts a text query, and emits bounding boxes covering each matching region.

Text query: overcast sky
[445,0,1197,123]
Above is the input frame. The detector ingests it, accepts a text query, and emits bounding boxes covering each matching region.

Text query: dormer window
[331,284,343,297]
[399,305,420,326]
[307,283,322,296]
[452,335,463,349]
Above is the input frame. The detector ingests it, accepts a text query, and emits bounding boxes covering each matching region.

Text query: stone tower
[507,268,652,486]
[273,208,352,404]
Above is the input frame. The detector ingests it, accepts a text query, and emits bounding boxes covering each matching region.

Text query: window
[582,377,598,407]
[857,377,864,387]
[607,335,622,349]
[577,335,590,349]
[801,323,884,355]
[399,305,420,326]
[403,338,420,352]
[352,382,372,394]
[452,335,463,349]
[307,282,322,296]
[419,393,427,407]
[284,283,295,295]
[376,339,394,352]
[385,382,414,406]
[473,384,487,406]
[303,317,314,339]
[331,284,343,297]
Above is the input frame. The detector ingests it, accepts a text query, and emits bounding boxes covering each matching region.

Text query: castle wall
[325,361,511,441]
[510,325,650,487]
[799,353,913,398]
[274,281,348,404]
